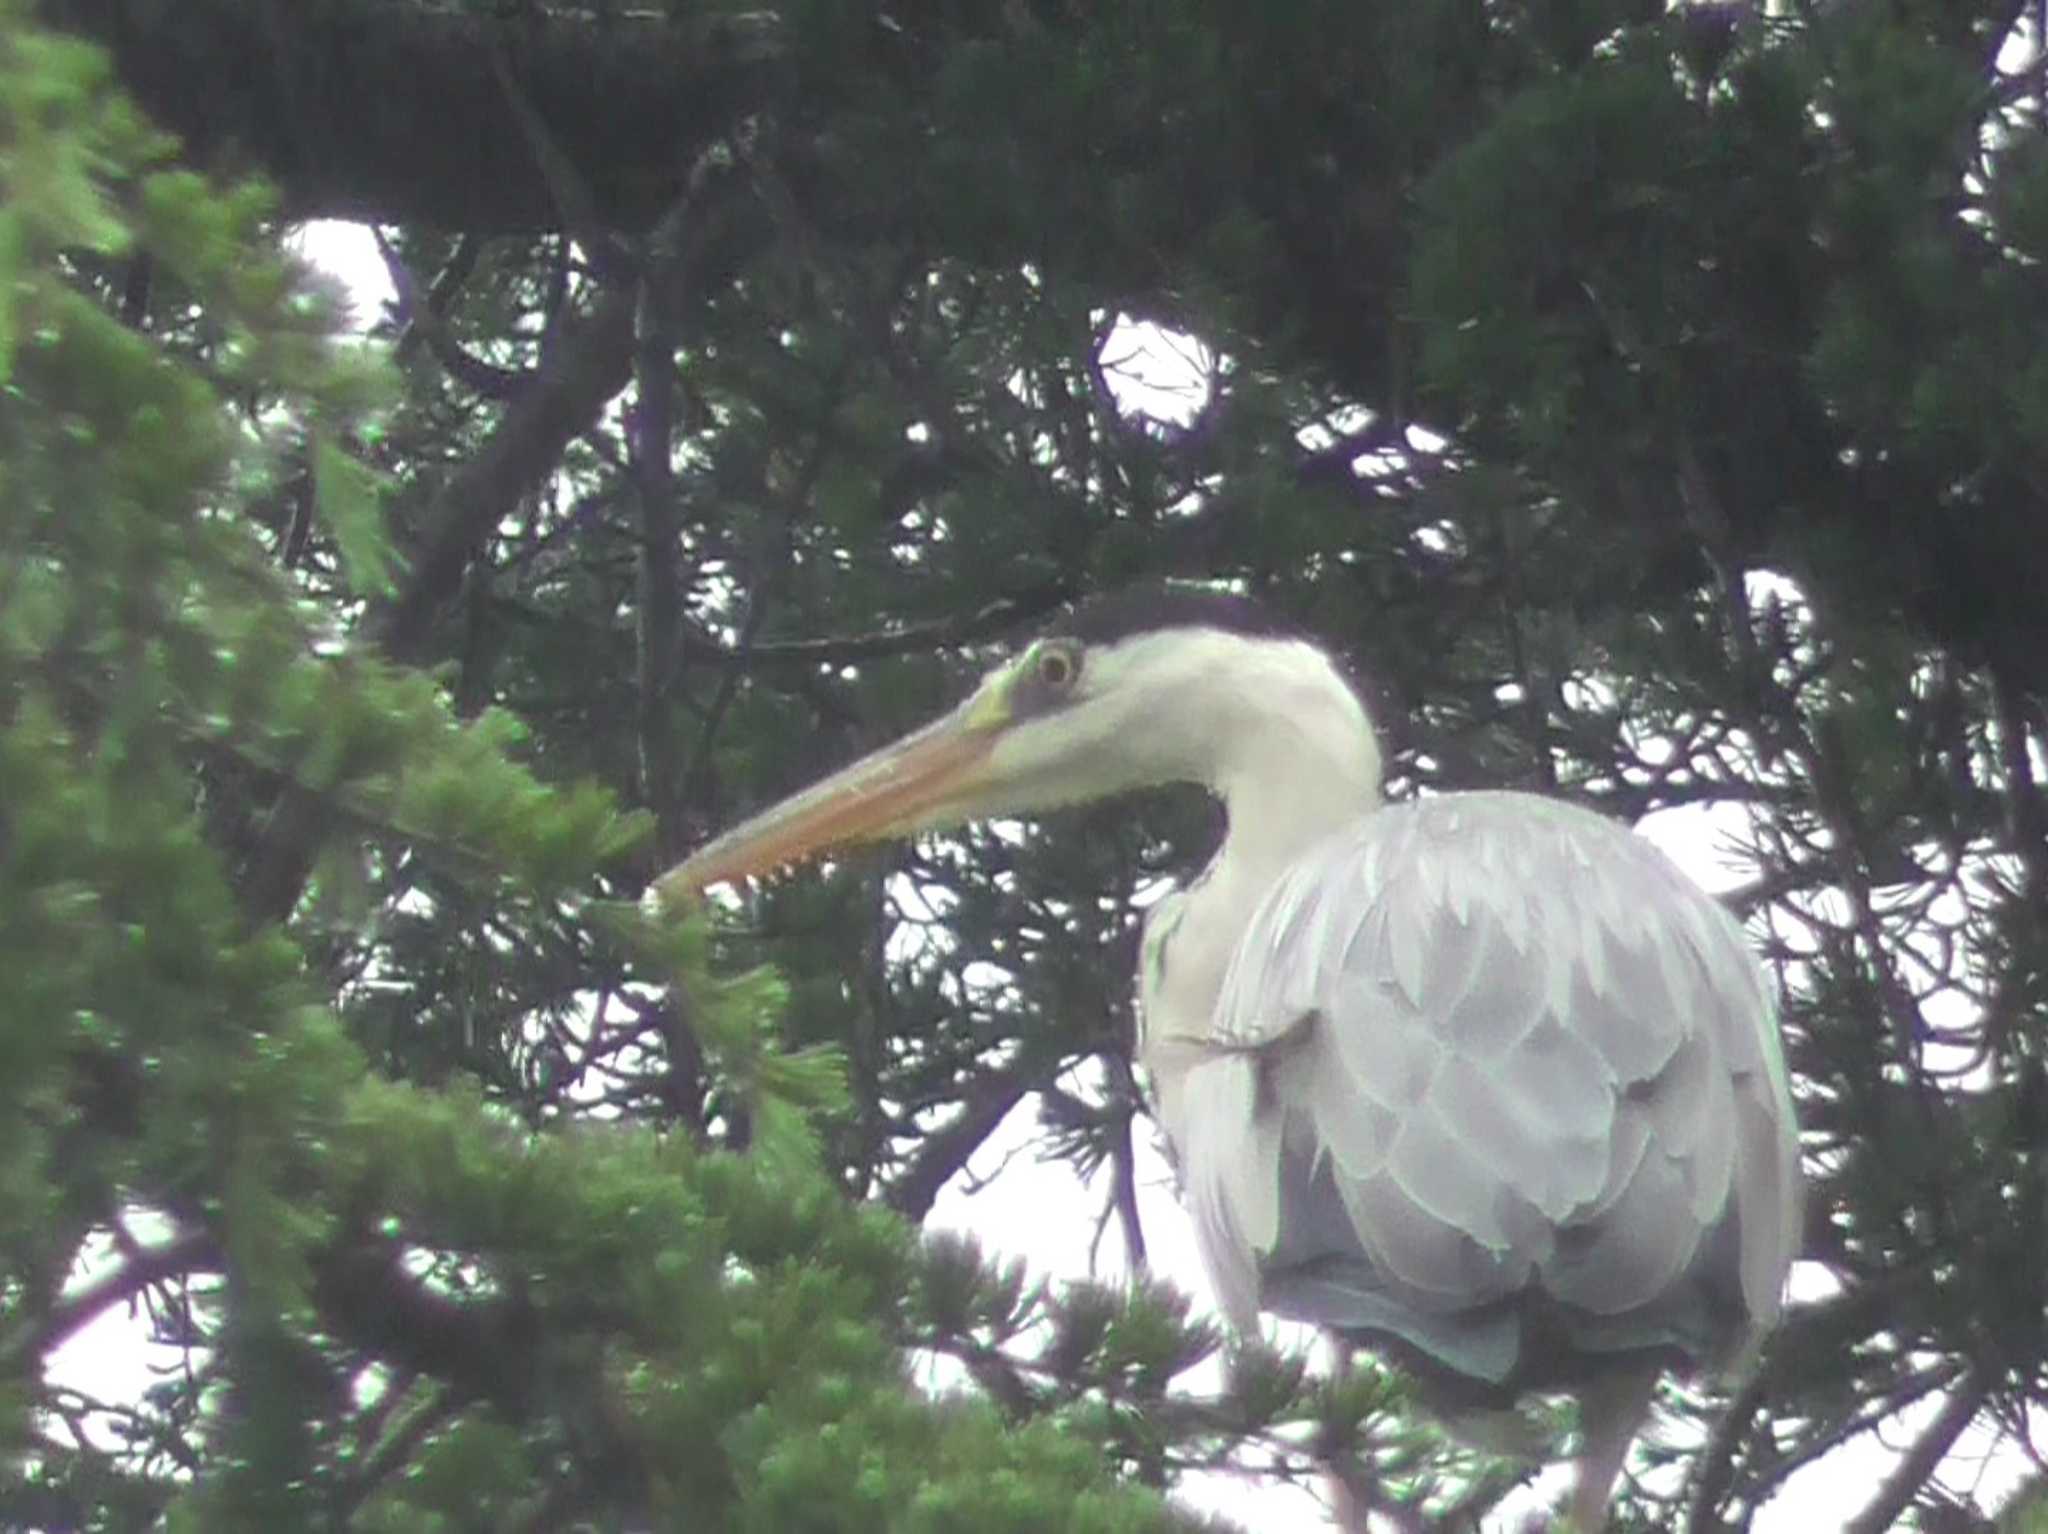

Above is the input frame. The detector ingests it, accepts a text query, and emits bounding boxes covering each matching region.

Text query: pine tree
[7,1,2048,1529]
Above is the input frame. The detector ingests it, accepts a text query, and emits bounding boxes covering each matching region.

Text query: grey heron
[657,588,1803,1530]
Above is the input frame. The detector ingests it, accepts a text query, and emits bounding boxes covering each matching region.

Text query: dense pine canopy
[5,1,2048,1528]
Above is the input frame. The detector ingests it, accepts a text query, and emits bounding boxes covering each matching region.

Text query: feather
[1497,1014,1615,1141]
[1387,1111,1515,1249]
[1180,790,1801,1392]
[1179,1051,1277,1328]
[1439,918,1549,1059]
[1337,1165,1519,1304]
[1546,1146,1703,1315]
[1292,1033,1395,1179]
[1734,1086,1800,1330]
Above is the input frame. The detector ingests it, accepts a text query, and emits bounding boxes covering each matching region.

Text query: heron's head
[655,587,1378,901]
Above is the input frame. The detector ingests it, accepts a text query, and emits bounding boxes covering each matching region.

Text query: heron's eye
[1035,642,1081,692]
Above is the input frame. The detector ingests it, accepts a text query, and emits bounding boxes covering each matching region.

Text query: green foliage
[312,433,402,597]
[0,7,1231,1530]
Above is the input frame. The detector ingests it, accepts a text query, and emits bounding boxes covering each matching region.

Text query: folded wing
[1178,791,1800,1392]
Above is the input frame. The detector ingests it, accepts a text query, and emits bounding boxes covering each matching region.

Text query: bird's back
[1169,791,1801,1399]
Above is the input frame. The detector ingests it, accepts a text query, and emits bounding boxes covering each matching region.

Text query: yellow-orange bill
[652,703,1002,904]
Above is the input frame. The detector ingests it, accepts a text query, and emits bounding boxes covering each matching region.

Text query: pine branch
[3,1232,217,1374]
[1844,1371,1991,1534]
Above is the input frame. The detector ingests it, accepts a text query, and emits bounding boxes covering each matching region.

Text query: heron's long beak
[654,683,1011,903]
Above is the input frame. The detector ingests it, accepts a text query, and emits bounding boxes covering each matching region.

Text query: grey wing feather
[1182,791,1801,1388]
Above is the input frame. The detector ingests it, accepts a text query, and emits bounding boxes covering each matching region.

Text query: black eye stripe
[1043,585,1303,647]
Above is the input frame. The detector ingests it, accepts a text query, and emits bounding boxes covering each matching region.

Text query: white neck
[1129,633,1382,1073]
